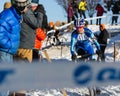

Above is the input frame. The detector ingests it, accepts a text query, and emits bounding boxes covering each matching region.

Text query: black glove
[71,54,77,61]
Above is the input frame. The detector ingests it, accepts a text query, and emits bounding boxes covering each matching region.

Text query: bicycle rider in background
[70,19,101,61]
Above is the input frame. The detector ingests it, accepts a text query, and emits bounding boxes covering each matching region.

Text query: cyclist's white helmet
[74,18,85,28]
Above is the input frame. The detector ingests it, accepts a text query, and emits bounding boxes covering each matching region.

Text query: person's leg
[79,10,82,18]
[90,20,92,25]
[115,16,118,25]
[32,49,39,62]
[111,16,114,25]
[82,10,86,18]
[68,17,70,23]
[99,18,102,25]
[0,51,13,63]
[112,16,116,25]
[14,49,32,63]
[90,16,93,24]
[96,18,98,25]
[116,16,118,25]
[74,12,78,19]
[100,45,106,61]
[86,45,95,60]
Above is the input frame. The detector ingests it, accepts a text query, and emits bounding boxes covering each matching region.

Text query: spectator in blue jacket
[70,19,101,61]
[0,0,30,63]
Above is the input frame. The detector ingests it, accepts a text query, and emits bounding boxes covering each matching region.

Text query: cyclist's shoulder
[72,30,78,35]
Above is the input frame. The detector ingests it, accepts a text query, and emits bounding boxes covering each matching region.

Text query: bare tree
[55,0,71,12]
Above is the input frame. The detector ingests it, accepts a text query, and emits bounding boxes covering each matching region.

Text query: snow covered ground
[25,85,120,96]
[25,2,120,95]
[23,24,120,96]
[42,24,120,62]
[1,19,120,96]
[15,2,120,96]
[2,1,120,95]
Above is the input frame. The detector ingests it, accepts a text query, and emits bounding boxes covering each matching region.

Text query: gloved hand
[71,54,77,61]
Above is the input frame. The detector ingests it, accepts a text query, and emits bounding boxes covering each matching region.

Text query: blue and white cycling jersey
[70,28,100,59]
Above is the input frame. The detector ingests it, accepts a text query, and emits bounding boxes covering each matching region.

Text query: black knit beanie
[31,0,39,4]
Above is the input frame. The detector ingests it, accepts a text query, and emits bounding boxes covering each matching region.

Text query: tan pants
[14,48,32,63]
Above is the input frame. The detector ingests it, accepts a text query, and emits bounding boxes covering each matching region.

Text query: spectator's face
[99,26,103,31]
[99,24,105,31]
[31,5,38,11]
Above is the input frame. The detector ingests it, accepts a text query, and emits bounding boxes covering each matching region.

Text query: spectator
[67,3,74,23]
[88,4,95,25]
[3,2,11,10]
[0,0,30,63]
[111,2,120,25]
[106,1,111,11]
[35,4,48,31]
[97,24,109,61]
[88,9,95,24]
[71,0,78,19]
[33,28,46,61]
[34,28,46,50]
[46,21,55,45]
[46,21,61,46]
[84,20,89,28]
[95,3,104,25]
[33,4,48,62]
[70,19,101,61]
[48,21,54,30]
[14,0,43,63]
[78,0,87,19]
[53,29,61,45]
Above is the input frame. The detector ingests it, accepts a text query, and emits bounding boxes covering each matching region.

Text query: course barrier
[0,62,120,92]
[47,14,120,35]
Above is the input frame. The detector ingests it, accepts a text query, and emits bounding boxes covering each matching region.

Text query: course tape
[0,61,120,92]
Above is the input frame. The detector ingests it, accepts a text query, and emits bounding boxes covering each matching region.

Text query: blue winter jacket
[0,7,21,54]
[70,28,100,55]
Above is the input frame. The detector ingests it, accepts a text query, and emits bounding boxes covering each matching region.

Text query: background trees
[55,0,120,15]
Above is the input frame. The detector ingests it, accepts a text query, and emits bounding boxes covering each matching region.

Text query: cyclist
[70,19,101,61]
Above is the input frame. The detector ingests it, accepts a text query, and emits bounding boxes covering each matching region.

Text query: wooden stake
[43,50,51,62]
[61,89,67,96]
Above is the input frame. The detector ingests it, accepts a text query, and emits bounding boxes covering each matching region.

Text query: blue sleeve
[84,28,93,38]
[90,32,101,50]
[90,33,101,51]
[70,33,77,55]
[0,18,11,49]
[84,28,100,50]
